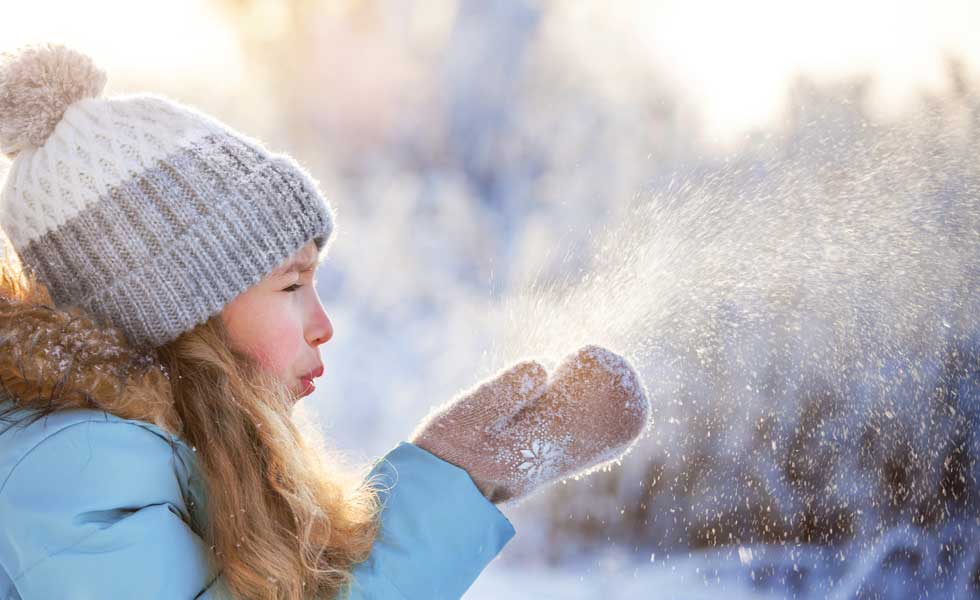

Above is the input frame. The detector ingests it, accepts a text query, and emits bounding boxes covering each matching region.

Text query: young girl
[0,43,650,599]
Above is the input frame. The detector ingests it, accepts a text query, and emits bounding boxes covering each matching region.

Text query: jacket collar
[0,267,180,436]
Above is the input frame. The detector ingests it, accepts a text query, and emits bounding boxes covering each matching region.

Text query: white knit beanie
[0,43,336,349]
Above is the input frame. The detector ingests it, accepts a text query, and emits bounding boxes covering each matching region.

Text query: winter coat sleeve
[343,442,516,600]
[0,417,229,599]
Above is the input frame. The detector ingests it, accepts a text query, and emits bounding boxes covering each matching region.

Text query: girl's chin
[283,384,310,407]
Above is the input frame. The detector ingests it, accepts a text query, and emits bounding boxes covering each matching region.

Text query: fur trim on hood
[0,262,181,436]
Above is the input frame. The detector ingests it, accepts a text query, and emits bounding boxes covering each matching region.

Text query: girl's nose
[309,304,333,347]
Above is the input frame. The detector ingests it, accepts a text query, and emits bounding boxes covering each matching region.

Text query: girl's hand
[409,345,651,504]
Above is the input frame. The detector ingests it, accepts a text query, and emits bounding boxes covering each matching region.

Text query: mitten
[409,345,650,504]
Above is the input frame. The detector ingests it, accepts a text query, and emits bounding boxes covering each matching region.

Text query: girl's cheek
[254,315,304,378]
[249,337,291,379]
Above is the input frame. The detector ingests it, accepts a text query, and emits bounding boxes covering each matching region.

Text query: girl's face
[219,241,332,402]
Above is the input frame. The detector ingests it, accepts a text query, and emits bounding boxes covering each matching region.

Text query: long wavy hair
[0,243,383,599]
[155,317,383,599]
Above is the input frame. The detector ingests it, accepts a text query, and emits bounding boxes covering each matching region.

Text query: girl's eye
[283,284,303,293]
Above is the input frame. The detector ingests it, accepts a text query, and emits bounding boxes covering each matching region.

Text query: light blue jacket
[0,403,515,599]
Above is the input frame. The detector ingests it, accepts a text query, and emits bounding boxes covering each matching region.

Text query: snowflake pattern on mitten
[410,345,651,504]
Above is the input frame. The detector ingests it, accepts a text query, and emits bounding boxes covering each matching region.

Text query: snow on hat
[0,43,335,349]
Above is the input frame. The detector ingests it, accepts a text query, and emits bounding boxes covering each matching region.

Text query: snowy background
[5,1,980,598]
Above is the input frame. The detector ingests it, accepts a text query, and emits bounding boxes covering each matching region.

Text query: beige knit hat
[0,43,336,349]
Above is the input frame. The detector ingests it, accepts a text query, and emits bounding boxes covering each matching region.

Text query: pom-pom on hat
[0,43,335,349]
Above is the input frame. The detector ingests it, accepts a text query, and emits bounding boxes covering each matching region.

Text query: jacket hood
[0,261,181,435]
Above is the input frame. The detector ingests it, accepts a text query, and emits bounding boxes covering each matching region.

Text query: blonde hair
[156,318,382,599]
[0,243,382,599]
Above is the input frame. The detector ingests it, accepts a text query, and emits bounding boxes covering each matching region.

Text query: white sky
[3,1,980,148]
[564,0,980,146]
[0,0,244,90]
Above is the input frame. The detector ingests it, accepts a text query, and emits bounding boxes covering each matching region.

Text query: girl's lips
[296,365,323,398]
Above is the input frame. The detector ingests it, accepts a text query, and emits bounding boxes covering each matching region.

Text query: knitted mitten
[409,345,651,504]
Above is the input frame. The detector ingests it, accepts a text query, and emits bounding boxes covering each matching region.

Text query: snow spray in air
[483,111,980,579]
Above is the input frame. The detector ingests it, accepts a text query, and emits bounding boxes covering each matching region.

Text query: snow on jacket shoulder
[0,403,515,599]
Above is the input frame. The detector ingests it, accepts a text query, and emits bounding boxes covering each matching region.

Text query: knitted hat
[0,43,335,349]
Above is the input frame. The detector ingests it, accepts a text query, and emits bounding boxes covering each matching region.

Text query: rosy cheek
[224,291,305,386]
[250,334,294,380]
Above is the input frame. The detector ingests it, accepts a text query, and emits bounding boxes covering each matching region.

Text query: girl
[0,43,650,599]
